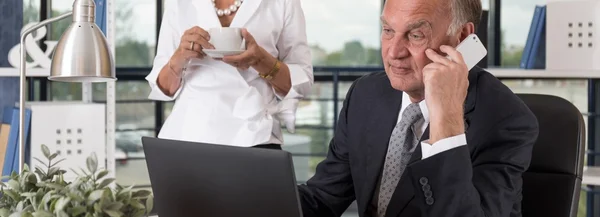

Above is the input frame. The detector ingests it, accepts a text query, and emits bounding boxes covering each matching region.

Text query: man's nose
[387,38,410,59]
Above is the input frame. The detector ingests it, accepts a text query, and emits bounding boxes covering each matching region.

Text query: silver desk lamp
[18,0,116,173]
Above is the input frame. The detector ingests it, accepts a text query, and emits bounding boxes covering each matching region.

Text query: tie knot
[402,103,423,126]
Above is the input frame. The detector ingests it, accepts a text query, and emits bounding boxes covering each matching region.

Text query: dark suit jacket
[297,67,539,217]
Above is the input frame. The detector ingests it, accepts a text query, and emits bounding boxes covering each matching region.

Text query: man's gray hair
[447,0,483,35]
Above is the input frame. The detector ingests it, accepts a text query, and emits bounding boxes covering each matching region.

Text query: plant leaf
[66,206,86,216]
[93,203,102,213]
[79,168,89,177]
[40,192,52,210]
[4,189,20,201]
[87,190,104,205]
[28,195,38,213]
[27,173,37,185]
[33,168,46,180]
[103,202,123,211]
[47,167,59,178]
[49,158,65,168]
[31,210,52,217]
[20,192,37,198]
[128,200,145,210]
[16,201,24,212]
[44,183,64,190]
[33,158,46,167]
[116,190,131,202]
[103,210,123,217]
[67,192,84,203]
[96,170,109,180]
[7,180,19,191]
[0,182,5,188]
[48,153,58,161]
[97,178,115,189]
[56,211,68,217]
[23,164,30,173]
[131,190,151,199]
[68,169,80,177]
[8,212,21,217]
[86,153,98,174]
[0,209,9,217]
[131,209,146,217]
[145,195,154,215]
[22,205,34,213]
[55,197,71,212]
[41,145,50,159]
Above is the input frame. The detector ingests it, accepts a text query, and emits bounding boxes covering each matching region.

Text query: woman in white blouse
[145,0,313,149]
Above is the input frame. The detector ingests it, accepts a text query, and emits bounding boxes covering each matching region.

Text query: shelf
[486,68,600,79]
[0,67,50,77]
[583,166,600,186]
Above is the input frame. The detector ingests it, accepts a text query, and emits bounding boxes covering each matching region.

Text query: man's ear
[458,22,476,42]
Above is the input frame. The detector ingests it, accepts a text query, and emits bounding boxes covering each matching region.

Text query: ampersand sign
[8,22,59,69]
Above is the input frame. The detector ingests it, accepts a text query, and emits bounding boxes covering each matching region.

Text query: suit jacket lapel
[359,84,403,215]
[230,0,262,27]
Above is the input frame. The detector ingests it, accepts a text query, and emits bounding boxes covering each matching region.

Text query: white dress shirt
[398,92,467,159]
[145,0,313,147]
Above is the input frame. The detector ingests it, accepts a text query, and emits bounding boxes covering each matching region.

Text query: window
[115,0,157,67]
[93,80,155,187]
[302,0,383,66]
[22,0,40,24]
[500,0,547,67]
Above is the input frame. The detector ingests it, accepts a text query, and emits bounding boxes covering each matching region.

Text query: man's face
[381,0,455,94]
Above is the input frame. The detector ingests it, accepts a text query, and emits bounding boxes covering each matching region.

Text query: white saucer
[203,49,245,58]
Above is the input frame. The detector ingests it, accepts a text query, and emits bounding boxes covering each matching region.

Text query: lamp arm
[18,11,73,173]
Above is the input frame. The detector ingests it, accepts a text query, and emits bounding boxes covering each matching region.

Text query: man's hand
[423,45,469,144]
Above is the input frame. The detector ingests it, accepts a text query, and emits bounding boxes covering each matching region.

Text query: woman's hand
[169,26,215,74]
[221,29,268,70]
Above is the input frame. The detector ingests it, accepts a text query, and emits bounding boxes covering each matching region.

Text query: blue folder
[520,6,543,69]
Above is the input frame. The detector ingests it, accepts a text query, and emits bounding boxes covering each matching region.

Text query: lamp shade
[49,0,116,82]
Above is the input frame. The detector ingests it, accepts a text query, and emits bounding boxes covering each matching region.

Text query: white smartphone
[449,34,488,70]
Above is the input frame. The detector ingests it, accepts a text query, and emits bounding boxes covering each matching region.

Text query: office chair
[517,94,586,217]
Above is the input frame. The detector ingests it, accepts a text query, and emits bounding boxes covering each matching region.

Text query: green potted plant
[0,145,154,217]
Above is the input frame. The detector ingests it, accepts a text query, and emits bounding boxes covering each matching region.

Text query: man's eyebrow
[380,16,388,25]
[406,19,431,31]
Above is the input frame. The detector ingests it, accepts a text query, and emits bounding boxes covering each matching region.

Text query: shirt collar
[401,92,430,124]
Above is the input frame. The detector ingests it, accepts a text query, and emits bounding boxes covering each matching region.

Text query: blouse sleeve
[145,0,183,101]
[273,0,314,100]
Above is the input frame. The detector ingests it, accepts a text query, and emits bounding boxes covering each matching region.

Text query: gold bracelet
[260,60,281,80]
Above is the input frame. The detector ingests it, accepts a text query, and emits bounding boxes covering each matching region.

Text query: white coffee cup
[208,27,246,51]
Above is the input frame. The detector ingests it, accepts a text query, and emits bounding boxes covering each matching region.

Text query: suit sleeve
[406,111,538,217]
[297,80,358,217]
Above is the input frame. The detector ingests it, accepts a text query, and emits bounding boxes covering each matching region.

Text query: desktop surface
[142,137,303,217]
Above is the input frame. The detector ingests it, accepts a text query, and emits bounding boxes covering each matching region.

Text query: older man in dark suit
[297,0,539,216]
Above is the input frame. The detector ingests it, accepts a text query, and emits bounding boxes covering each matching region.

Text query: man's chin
[388,78,423,93]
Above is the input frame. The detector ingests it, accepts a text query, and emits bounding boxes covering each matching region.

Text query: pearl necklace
[212,0,243,17]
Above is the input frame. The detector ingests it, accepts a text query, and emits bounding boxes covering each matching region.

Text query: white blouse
[145,0,313,147]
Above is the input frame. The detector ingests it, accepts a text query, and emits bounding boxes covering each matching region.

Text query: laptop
[141,136,303,217]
